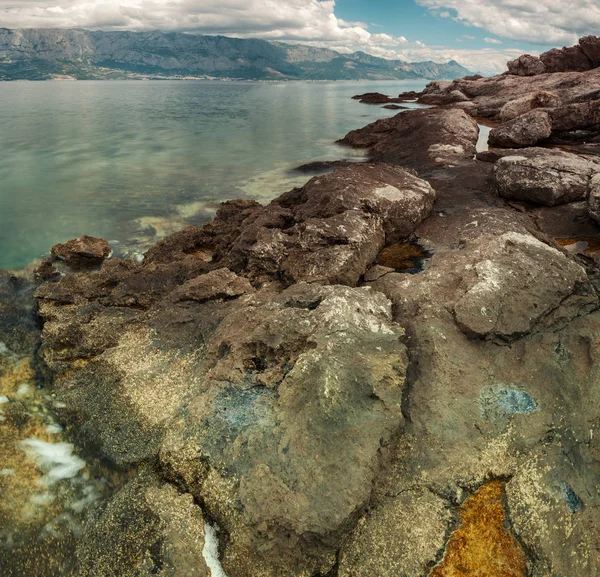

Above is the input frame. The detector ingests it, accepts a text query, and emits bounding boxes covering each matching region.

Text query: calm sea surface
[0,79,429,269]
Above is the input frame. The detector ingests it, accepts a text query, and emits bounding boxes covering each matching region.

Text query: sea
[0,79,430,270]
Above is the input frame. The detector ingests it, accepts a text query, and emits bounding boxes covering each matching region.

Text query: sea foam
[202,522,229,577]
[19,439,86,484]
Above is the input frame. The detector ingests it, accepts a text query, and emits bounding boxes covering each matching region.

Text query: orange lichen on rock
[429,480,527,577]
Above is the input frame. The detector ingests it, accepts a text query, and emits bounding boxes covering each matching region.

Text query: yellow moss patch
[0,356,36,396]
[429,480,527,577]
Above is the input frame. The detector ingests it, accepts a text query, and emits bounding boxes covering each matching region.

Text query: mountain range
[0,28,472,81]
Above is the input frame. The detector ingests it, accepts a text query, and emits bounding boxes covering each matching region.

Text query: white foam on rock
[0,342,8,355]
[19,439,86,484]
[202,522,229,577]
[15,383,32,398]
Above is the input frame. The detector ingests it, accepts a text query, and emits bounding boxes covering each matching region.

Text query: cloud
[416,0,600,45]
[0,0,531,73]
[0,0,411,56]
[462,35,476,40]
[484,37,502,44]
[389,45,528,74]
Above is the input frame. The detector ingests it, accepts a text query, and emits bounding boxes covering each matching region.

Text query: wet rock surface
[4,35,600,577]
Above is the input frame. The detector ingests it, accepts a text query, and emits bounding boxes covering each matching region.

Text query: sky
[1,0,599,74]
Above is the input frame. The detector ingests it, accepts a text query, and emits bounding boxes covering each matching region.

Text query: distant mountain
[0,28,472,81]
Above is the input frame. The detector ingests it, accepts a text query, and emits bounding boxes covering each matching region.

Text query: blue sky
[1,0,598,74]
[336,0,542,51]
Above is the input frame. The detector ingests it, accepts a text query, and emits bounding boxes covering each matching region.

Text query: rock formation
[2,34,600,577]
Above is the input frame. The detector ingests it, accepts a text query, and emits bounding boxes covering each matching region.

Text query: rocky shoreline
[2,36,600,577]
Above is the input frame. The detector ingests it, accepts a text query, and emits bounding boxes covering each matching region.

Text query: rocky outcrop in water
[418,39,600,151]
[338,108,479,169]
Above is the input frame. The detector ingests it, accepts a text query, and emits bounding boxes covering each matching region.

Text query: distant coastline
[0,28,472,81]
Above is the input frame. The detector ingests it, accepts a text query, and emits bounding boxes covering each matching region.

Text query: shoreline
[1,35,600,577]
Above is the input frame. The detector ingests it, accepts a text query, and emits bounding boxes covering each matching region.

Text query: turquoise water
[0,79,427,269]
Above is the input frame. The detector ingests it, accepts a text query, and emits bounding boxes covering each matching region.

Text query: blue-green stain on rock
[495,389,537,414]
[561,483,583,513]
[480,387,538,422]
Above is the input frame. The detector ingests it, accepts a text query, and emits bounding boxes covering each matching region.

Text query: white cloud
[463,35,477,40]
[390,45,529,75]
[417,0,600,45]
[484,37,502,44]
[0,0,412,57]
[0,0,534,74]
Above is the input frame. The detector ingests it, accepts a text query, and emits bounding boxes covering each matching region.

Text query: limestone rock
[72,473,210,577]
[493,149,596,206]
[223,163,436,285]
[507,54,545,76]
[489,109,552,148]
[540,45,592,73]
[50,235,111,270]
[170,268,254,303]
[499,90,562,121]
[418,89,469,105]
[550,99,600,133]
[453,232,596,340]
[338,108,479,169]
[579,35,600,67]
[160,283,407,577]
[589,173,600,224]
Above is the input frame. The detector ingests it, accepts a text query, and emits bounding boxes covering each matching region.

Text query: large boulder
[453,232,595,339]
[418,89,470,105]
[493,148,597,205]
[550,99,600,133]
[488,109,552,148]
[579,35,600,67]
[222,164,436,285]
[160,283,407,577]
[506,54,545,76]
[499,90,562,121]
[540,45,593,73]
[338,108,479,170]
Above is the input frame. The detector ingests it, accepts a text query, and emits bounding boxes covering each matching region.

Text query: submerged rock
[291,159,356,174]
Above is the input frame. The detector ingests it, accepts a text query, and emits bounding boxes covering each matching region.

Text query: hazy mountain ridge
[0,28,472,80]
